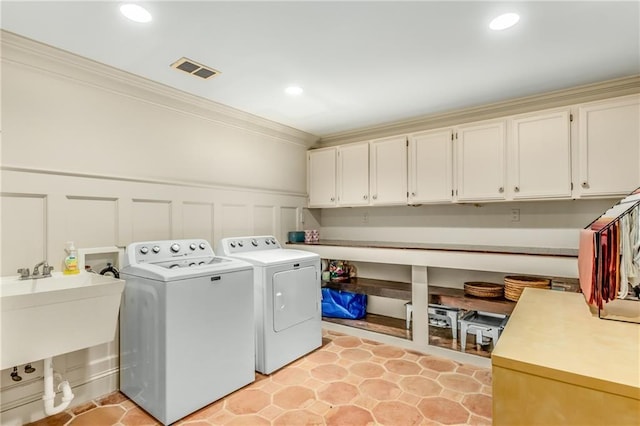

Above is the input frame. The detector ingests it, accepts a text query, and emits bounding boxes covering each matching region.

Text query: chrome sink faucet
[21,261,54,279]
[33,261,54,277]
[17,268,31,279]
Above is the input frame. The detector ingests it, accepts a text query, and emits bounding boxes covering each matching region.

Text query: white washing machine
[120,239,255,425]
[218,235,321,374]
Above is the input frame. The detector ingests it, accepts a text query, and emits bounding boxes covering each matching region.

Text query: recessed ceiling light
[285,86,304,96]
[489,13,520,31]
[120,4,152,23]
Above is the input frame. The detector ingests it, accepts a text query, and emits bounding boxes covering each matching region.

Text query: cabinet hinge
[451,133,454,141]
[570,113,574,122]
[451,189,454,196]
[406,138,409,147]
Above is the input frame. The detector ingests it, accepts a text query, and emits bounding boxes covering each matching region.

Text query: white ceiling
[2,1,639,137]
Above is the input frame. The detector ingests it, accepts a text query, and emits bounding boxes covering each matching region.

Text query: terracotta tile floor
[28,330,492,426]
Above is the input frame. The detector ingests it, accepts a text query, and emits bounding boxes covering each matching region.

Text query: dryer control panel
[218,236,281,255]
[124,239,215,267]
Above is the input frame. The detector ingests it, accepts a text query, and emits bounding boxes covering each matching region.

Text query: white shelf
[292,241,577,278]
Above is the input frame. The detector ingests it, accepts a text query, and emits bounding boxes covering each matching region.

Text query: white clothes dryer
[218,236,321,374]
[120,239,254,425]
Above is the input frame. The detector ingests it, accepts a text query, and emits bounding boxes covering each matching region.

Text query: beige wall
[1,31,315,192]
[316,198,616,249]
[0,32,315,425]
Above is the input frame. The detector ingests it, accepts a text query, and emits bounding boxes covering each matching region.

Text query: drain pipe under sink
[42,357,74,415]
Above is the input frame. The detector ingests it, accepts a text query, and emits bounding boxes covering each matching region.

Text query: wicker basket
[504,275,551,301]
[464,281,504,298]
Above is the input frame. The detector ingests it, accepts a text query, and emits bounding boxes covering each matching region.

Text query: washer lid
[226,249,319,266]
[121,256,252,281]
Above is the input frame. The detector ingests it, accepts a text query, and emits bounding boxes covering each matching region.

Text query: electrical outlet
[362,212,369,224]
[511,209,520,222]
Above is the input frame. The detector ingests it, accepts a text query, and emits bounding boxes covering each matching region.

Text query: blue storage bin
[321,288,367,319]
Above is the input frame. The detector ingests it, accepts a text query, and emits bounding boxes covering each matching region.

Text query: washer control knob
[169,264,180,269]
[251,239,258,247]
[152,246,160,254]
[139,246,149,255]
[270,238,277,245]
[189,243,196,251]
[199,242,206,250]
[265,239,271,245]
[230,242,236,248]
[170,243,181,253]
[238,241,244,247]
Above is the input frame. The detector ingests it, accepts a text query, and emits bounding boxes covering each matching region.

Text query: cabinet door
[337,142,369,206]
[307,148,336,207]
[370,136,408,205]
[577,95,640,197]
[455,120,507,201]
[509,109,572,199]
[408,129,453,203]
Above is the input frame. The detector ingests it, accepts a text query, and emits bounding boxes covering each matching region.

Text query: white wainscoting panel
[183,202,215,243]
[253,205,275,236]
[0,194,46,275]
[220,204,249,239]
[65,196,119,249]
[131,199,172,242]
[65,339,119,386]
[280,206,299,244]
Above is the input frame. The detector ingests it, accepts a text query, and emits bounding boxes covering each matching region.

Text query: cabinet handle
[330,197,335,202]
[373,195,378,200]
[514,186,520,192]
[411,192,416,197]
[581,182,589,188]
[498,187,504,193]
[363,195,368,200]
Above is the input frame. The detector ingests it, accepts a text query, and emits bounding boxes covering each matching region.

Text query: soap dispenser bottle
[63,241,80,275]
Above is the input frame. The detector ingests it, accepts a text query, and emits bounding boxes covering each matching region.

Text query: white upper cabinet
[576,95,640,197]
[337,142,369,206]
[308,95,639,208]
[455,120,507,201]
[307,147,337,207]
[408,129,454,203]
[370,136,408,205]
[508,108,572,200]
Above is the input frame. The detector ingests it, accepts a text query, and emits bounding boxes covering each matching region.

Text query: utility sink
[1,272,125,370]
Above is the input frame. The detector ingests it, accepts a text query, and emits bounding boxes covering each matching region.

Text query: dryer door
[272,266,318,332]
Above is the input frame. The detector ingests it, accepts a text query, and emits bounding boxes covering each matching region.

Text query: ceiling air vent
[171,57,220,80]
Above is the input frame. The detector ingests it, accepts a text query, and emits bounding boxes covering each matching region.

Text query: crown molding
[318,75,640,146]
[0,30,320,148]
